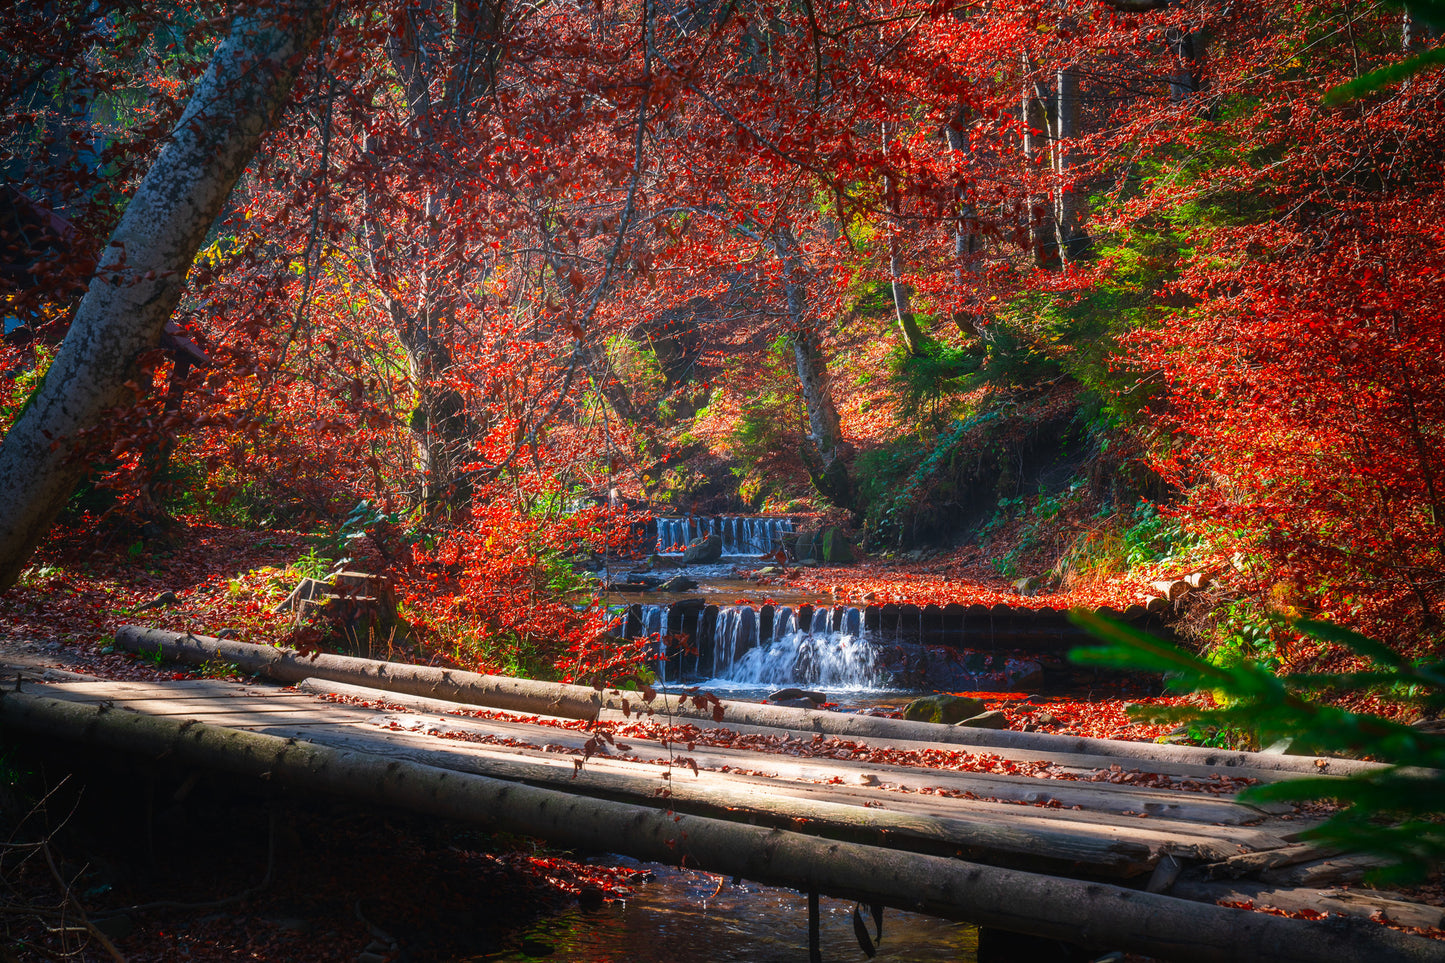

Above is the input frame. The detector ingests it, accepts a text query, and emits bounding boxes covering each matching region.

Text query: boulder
[682,533,723,563]
[791,529,822,561]
[657,575,699,592]
[956,709,1010,729]
[1009,660,1045,691]
[768,687,825,705]
[820,526,855,564]
[901,694,988,726]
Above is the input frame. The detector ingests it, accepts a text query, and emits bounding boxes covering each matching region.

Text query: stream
[507,531,1044,961]
[479,861,979,962]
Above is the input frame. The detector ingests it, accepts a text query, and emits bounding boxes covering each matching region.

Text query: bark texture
[0,1,330,590]
[944,111,985,337]
[3,689,1439,963]
[117,626,1380,779]
[600,687,1382,778]
[774,228,855,510]
[881,125,928,355]
[114,626,602,720]
[1020,58,1058,267]
[367,0,509,509]
[1053,66,1089,265]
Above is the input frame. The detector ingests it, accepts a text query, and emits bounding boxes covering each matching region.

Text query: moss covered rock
[901,694,988,725]
[820,526,855,563]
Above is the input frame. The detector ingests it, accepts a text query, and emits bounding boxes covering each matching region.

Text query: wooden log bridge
[0,627,1438,963]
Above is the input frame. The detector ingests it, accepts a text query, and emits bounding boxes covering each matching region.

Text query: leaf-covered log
[2,688,1440,963]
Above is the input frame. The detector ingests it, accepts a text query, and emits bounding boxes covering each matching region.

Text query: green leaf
[1323,47,1445,105]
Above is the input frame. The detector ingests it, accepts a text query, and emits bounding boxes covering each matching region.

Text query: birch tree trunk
[945,108,985,338]
[0,1,330,591]
[881,125,927,355]
[775,228,855,510]
[1053,66,1089,265]
[1020,56,1057,268]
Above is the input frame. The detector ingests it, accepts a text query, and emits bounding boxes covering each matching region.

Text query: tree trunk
[5,690,1439,963]
[1021,56,1058,268]
[370,2,508,511]
[0,1,330,591]
[1053,66,1089,265]
[775,230,855,510]
[114,626,602,720]
[389,298,480,509]
[1167,27,1205,102]
[888,243,927,355]
[117,626,1382,781]
[944,110,986,338]
[881,125,928,355]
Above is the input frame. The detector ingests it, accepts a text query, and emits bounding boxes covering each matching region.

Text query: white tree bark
[774,228,855,509]
[1053,66,1088,265]
[881,124,927,355]
[1020,55,1057,267]
[0,1,330,590]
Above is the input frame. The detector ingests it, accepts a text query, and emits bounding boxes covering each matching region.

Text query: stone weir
[618,600,1169,691]
[651,515,796,555]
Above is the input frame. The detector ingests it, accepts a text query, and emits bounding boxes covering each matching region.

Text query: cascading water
[709,604,883,690]
[633,602,881,689]
[654,516,796,555]
[641,604,670,684]
[710,605,758,678]
[629,601,1051,694]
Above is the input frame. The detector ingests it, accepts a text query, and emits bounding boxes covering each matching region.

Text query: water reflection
[476,862,978,962]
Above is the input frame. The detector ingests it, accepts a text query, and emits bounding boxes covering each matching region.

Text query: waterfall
[711,605,757,678]
[639,604,672,684]
[654,516,796,555]
[707,605,881,689]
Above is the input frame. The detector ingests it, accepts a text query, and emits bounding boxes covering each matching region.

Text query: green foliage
[862,408,1003,547]
[0,747,32,788]
[1324,47,1445,104]
[1120,499,1192,569]
[887,340,981,426]
[293,545,334,581]
[336,499,403,560]
[0,345,51,432]
[717,336,808,509]
[1070,612,1445,883]
[986,485,1080,578]
[853,437,926,509]
[606,333,666,398]
[1206,599,1284,675]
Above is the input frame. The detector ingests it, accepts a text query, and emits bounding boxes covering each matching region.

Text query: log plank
[2,688,1438,963]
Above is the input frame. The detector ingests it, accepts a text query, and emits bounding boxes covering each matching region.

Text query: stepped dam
[651,515,795,555]
[616,599,1164,691]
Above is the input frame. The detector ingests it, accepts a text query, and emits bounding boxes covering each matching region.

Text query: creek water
[517,531,1016,960]
[479,861,978,962]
